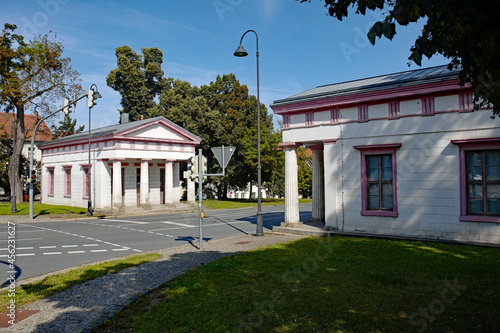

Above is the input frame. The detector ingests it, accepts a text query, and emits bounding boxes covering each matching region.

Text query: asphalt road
[1,203,312,285]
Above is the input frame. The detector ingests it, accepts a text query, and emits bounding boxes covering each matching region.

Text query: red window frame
[354,143,401,217]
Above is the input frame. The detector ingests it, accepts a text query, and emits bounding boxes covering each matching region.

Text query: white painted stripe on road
[91,249,108,253]
[0,246,34,250]
[104,219,149,224]
[62,245,78,248]
[40,246,57,249]
[44,252,62,255]
[112,248,129,251]
[67,251,86,254]
[83,244,99,247]
[15,253,36,257]
[0,238,43,243]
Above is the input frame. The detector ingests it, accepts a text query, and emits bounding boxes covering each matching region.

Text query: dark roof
[271,65,459,107]
[43,116,201,145]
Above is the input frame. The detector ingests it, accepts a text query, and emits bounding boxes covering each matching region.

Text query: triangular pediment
[117,118,200,143]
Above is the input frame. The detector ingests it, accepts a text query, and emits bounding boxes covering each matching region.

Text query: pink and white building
[39,116,201,211]
[271,65,500,245]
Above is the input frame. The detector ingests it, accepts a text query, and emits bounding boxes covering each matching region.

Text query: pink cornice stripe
[272,80,469,114]
[451,137,500,145]
[353,143,402,150]
[323,139,338,145]
[279,142,301,149]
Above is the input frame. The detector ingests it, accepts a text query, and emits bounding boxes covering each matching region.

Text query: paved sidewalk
[1,232,306,333]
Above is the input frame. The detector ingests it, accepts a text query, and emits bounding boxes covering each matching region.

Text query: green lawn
[94,236,500,333]
[0,202,87,216]
[0,253,161,312]
[202,198,311,210]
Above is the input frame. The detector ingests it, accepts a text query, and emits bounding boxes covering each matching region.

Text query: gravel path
[2,233,305,333]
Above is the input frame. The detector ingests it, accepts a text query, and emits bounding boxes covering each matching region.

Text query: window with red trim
[354,144,401,217]
[47,167,55,196]
[64,167,72,197]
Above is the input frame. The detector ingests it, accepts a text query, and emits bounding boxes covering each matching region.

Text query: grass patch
[0,202,87,216]
[94,237,500,333]
[202,198,311,210]
[0,253,161,312]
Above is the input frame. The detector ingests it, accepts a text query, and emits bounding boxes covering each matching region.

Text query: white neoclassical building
[271,65,500,245]
[39,116,200,211]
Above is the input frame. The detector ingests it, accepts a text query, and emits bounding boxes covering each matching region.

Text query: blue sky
[1,0,448,130]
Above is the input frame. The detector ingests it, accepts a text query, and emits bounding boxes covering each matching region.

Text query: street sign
[211,146,236,169]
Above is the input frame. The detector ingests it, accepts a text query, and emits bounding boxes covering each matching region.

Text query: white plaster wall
[315,111,330,125]
[290,114,305,128]
[400,99,421,116]
[368,103,387,119]
[285,104,500,244]
[338,107,357,122]
[435,95,460,111]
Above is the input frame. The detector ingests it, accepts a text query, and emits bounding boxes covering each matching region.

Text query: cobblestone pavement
[2,232,305,333]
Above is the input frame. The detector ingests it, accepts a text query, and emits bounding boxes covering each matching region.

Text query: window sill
[64,195,72,198]
[48,194,54,197]
[361,210,398,217]
[460,215,500,223]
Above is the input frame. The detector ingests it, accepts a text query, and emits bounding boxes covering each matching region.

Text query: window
[451,138,500,223]
[64,167,72,197]
[358,105,368,122]
[421,97,435,116]
[354,144,401,217]
[48,167,55,196]
[388,101,400,119]
[83,166,90,199]
[466,150,500,216]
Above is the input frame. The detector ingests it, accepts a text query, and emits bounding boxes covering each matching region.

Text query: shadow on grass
[89,237,500,333]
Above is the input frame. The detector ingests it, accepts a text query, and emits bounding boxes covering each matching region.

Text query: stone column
[112,159,122,209]
[140,159,150,207]
[281,142,300,225]
[310,145,325,222]
[165,160,174,204]
[173,162,180,203]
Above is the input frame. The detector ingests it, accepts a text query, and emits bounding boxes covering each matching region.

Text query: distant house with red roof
[0,111,53,162]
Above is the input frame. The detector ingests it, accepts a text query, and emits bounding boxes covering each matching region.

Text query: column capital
[140,158,152,162]
[308,144,324,151]
[109,157,125,161]
[279,141,301,149]
[322,139,338,145]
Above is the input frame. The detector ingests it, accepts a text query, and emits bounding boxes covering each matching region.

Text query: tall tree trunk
[9,104,25,203]
[248,180,253,201]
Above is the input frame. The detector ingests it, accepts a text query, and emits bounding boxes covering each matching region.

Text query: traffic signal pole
[29,93,88,220]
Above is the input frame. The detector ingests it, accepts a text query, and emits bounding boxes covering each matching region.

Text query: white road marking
[15,253,36,257]
[40,246,57,249]
[19,224,142,252]
[83,244,99,247]
[44,252,62,255]
[91,249,108,253]
[67,251,86,254]
[62,245,78,248]
[112,248,129,252]
[0,238,43,243]
[102,219,149,224]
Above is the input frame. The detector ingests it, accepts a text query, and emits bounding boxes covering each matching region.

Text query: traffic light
[87,88,102,108]
[87,89,95,108]
[30,169,37,184]
[202,156,207,174]
[188,156,198,176]
[63,97,71,115]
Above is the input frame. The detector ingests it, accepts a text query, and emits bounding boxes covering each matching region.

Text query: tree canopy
[299,0,500,115]
[0,23,81,202]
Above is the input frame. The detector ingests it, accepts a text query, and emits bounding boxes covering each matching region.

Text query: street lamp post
[234,30,263,236]
[86,84,102,216]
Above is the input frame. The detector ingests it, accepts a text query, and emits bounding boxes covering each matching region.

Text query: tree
[299,0,500,115]
[0,23,81,202]
[51,113,85,139]
[297,147,312,198]
[107,46,168,122]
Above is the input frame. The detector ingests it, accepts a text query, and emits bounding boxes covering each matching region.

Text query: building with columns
[272,65,500,245]
[39,116,200,211]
